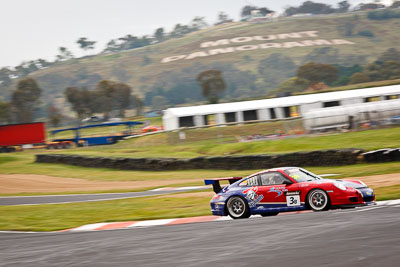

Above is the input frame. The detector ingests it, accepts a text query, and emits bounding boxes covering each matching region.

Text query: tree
[111,82,132,117]
[118,35,151,50]
[154,28,165,43]
[170,24,191,38]
[258,7,274,16]
[349,72,370,84]
[196,70,226,104]
[36,58,52,69]
[380,61,400,80]
[241,5,273,17]
[217,12,230,24]
[0,101,10,124]
[47,105,62,127]
[104,39,122,53]
[279,77,311,93]
[64,86,92,119]
[65,80,132,120]
[56,47,74,61]
[241,5,257,17]
[11,78,42,123]
[0,68,12,88]
[95,80,115,119]
[284,1,335,16]
[14,63,31,78]
[337,1,350,13]
[190,16,208,31]
[77,37,96,53]
[356,3,385,11]
[297,62,338,86]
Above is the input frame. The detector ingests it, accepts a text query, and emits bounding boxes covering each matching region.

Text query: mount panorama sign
[161,31,355,63]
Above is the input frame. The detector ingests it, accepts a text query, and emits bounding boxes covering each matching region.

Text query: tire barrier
[362,148,400,163]
[36,148,364,171]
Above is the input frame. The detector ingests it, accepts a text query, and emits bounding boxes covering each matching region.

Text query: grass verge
[0,193,211,231]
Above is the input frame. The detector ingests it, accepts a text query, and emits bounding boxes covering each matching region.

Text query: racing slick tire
[226,196,250,219]
[307,189,330,211]
[261,212,279,217]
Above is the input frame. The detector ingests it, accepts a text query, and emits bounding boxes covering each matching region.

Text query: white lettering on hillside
[161,34,356,63]
[200,31,319,48]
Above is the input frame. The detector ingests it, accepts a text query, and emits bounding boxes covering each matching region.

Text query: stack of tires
[362,148,400,163]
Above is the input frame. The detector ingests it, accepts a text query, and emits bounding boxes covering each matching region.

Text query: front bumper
[329,187,375,207]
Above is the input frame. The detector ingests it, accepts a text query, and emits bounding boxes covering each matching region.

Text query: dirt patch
[348,173,400,188]
[0,173,398,195]
[0,174,202,194]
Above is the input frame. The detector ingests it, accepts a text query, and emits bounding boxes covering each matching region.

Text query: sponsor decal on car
[243,186,264,208]
[268,186,288,198]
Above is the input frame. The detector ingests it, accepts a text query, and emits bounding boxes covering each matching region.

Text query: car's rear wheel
[226,196,250,219]
[307,189,330,211]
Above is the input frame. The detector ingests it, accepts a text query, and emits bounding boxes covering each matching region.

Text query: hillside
[2,12,400,113]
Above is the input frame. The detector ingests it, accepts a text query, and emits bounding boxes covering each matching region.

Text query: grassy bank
[50,126,400,158]
[2,152,400,183]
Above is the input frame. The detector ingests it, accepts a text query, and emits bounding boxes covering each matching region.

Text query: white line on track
[70,223,109,232]
[128,219,177,228]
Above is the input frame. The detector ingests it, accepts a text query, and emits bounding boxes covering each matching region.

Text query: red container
[0,122,46,146]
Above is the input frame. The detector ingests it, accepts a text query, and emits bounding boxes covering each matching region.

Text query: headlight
[334,182,347,190]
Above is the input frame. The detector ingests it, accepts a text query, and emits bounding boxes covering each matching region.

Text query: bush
[367,9,400,20]
[358,30,375,37]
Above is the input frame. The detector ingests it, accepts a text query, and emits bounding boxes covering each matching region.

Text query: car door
[258,172,300,209]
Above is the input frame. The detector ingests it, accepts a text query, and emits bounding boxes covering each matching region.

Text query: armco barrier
[36,148,365,171]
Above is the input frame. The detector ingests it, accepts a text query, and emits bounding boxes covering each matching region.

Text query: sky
[0,0,393,68]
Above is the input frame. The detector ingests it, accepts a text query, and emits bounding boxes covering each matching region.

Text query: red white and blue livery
[205,167,375,219]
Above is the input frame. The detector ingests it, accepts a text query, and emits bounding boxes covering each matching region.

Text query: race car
[204,167,375,219]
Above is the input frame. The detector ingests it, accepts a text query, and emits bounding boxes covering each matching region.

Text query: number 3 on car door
[286,192,301,206]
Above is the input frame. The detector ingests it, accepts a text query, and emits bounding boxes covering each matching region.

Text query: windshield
[284,168,322,183]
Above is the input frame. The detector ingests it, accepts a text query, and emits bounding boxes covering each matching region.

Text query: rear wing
[204,177,242,193]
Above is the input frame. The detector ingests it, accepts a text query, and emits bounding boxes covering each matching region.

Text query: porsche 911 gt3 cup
[204,167,375,219]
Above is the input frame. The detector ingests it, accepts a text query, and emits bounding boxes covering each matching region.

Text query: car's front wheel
[226,196,250,219]
[307,189,330,211]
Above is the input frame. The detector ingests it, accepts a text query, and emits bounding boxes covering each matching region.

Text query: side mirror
[282,180,293,185]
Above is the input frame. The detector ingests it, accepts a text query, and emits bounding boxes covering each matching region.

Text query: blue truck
[48,121,143,148]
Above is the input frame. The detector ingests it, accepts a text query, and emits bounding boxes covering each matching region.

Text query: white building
[303,98,400,131]
[163,85,400,131]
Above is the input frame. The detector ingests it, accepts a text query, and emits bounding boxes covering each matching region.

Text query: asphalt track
[0,186,208,206]
[1,204,399,266]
